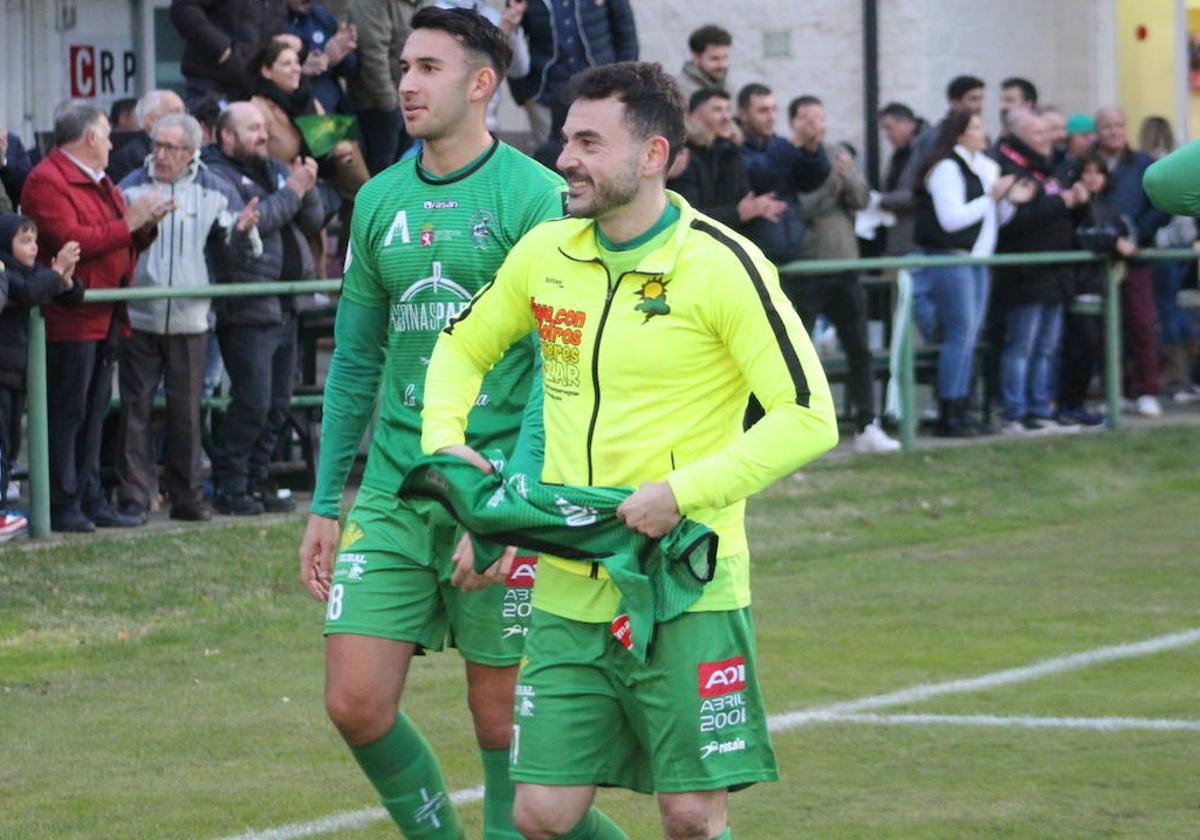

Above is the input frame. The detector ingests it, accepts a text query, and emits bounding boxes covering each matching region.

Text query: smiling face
[692,94,735,140]
[398,27,494,141]
[1079,161,1108,194]
[556,96,646,220]
[1096,108,1127,155]
[262,46,303,94]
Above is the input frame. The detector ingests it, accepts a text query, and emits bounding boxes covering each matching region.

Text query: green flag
[293,113,358,158]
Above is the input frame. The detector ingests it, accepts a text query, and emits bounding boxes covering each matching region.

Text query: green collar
[595,200,681,252]
[558,191,697,274]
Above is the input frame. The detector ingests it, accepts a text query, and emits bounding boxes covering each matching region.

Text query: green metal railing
[20,250,1200,539]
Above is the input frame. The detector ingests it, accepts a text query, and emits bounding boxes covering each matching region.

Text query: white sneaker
[854,421,902,454]
[0,512,28,541]
[1135,395,1163,417]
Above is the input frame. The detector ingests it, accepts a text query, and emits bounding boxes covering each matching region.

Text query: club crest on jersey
[634,277,670,322]
[420,223,435,247]
[470,209,496,250]
[698,656,746,697]
[505,556,538,587]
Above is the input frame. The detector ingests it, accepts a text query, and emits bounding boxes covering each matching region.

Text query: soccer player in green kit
[296,8,564,838]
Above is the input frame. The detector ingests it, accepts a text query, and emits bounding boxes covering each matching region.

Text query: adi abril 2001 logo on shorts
[698,656,746,697]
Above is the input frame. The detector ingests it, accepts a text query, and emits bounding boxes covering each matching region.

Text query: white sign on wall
[67,39,138,105]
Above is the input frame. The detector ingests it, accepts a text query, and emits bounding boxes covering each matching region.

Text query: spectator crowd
[2,1,1198,540]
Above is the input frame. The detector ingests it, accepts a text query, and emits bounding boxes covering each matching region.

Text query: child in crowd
[1060,156,1137,426]
[0,213,83,540]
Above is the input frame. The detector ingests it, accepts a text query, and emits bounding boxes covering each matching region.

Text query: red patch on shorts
[698,656,746,697]
[505,555,538,587]
[611,614,633,649]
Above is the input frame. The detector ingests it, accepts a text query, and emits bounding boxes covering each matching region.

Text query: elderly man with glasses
[115,113,262,523]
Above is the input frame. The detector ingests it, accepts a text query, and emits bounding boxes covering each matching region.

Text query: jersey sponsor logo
[424,200,459,209]
[698,656,747,697]
[390,261,472,333]
[611,613,633,650]
[699,738,746,760]
[531,298,586,389]
[335,553,369,583]
[635,277,671,322]
[505,556,538,587]
[470,208,496,250]
[554,496,598,527]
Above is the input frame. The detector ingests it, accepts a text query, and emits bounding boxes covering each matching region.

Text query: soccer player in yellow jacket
[421,62,838,840]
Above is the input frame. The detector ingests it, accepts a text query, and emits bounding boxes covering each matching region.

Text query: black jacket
[170,0,288,99]
[1,132,33,209]
[1073,194,1134,297]
[509,0,638,105]
[993,136,1081,307]
[0,216,84,389]
[669,138,750,232]
[200,145,323,326]
[107,132,153,187]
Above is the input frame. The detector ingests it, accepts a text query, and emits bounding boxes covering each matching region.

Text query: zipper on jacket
[165,182,176,334]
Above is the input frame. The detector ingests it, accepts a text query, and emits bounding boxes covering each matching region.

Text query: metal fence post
[896,269,917,450]
[26,307,51,539]
[1104,262,1124,429]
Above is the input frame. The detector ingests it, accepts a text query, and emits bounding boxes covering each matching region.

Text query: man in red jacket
[21,102,169,532]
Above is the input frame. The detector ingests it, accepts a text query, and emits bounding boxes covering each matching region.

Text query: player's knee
[512,792,578,839]
[660,801,719,840]
[324,684,393,745]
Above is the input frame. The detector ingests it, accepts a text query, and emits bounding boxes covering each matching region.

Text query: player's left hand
[437,444,493,474]
[617,480,681,538]
[450,533,516,591]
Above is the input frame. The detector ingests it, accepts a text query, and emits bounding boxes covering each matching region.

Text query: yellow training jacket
[421,192,838,562]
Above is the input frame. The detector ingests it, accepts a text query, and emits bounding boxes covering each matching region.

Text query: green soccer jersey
[311,140,565,515]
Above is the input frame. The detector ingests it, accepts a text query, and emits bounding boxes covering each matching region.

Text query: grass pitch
[2,427,1198,839]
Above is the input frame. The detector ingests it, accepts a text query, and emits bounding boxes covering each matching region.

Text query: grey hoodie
[120,155,261,335]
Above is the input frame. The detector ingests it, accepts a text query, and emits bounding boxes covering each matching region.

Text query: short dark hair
[8,214,37,238]
[54,101,106,147]
[110,97,137,126]
[410,5,513,78]
[569,61,687,170]
[878,101,915,122]
[688,24,732,55]
[688,87,730,115]
[736,83,772,112]
[787,95,822,122]
[946,75,985,103]
[190,93,223,134]
[1001,76,1039,107]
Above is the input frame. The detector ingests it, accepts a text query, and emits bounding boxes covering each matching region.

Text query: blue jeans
[1001,303,1063,420]
[1153,260,1197,347]
[911,262,990,399]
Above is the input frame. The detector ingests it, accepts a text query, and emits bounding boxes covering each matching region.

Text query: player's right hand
[450,534,516,591]
[299,514,339,601]
[437,444,493,474]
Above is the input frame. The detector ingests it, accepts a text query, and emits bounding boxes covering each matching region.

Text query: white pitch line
[216,628,1200,840]
[767,626,1200,730]
[804,712,1200,733]
[214,787,483,840]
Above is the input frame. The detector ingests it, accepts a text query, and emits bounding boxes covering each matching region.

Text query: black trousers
[115,330,208,511]
[46,328,119,517]
[0,386,23,499]
[1060,311,1102,411]
[212,317,297,495]
[784,271,876,431]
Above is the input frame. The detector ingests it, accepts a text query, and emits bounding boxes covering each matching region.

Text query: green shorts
[323,486,536,666]
[510,606,778,794]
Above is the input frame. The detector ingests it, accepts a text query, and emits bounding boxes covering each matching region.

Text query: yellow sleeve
[420,235,540,454]
[666,229,838,513]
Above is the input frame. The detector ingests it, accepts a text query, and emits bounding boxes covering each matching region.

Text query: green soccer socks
[481,747,521,838]
[554,807,629,839]
[348,714,464,839]
[711,829,732,839]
